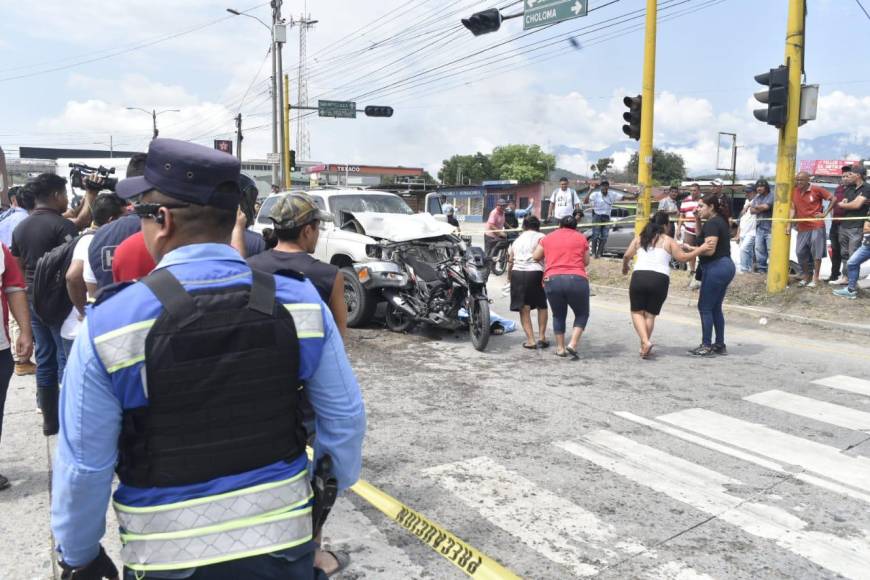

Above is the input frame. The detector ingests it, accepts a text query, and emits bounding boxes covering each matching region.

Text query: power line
[855,0,870,21]
[0,3,270,83]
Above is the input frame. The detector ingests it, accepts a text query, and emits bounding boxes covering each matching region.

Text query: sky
[1,0,869,179]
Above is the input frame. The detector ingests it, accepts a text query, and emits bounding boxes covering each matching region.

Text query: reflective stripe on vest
[120,505,313,572]
[114,470,312,535]
[94,304,322,372]
[283,303,324,338]
[93,319,156,373]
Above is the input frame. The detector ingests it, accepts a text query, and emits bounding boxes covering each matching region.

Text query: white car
[253,188,456,326]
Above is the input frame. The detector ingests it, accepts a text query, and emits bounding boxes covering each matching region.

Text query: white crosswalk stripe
[556,431,870,579]
[657,408,870,493]
[812,374,870,397]
[745,389,870,431]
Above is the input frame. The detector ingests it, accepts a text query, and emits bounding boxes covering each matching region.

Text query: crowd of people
[0,138,365,578]
[499,164,869,359]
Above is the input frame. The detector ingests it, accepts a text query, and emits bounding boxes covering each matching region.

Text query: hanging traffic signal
[461,8,503,36]
[289,149,296,171]
[364,105,394,118]
[753,65,789,128]
[622,95,642,141]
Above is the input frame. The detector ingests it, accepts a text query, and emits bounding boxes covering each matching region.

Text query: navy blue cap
[116,138,241,209]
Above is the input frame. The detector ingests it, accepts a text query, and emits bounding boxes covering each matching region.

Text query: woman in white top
[507,215,549,349]
[622,211,712,358]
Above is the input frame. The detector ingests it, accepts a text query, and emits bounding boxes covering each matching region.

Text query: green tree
[626,148,686,185]
[490,144,556,184]
[438,152,496,185]
[591,157,614,177]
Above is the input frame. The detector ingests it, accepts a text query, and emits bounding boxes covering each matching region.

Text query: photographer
[65,164,118,231]
[230,174,267,258]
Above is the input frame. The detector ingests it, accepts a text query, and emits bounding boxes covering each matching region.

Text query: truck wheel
[342,267,376,327]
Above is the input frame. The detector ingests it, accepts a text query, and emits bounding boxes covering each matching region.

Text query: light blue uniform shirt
[51,243,366,567]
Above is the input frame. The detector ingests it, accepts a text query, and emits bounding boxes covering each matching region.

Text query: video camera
[68,163,118,192]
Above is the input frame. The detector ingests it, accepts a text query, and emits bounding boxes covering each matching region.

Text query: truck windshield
[329,194,413,216]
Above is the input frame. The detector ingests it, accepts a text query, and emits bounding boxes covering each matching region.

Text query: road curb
[589,283,870,337]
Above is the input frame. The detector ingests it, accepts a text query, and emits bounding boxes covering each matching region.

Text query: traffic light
[461,8,502,36]
[289,149,296,171]
[364,105,394,118]
[622,95,642,141]
[753,64,789,128]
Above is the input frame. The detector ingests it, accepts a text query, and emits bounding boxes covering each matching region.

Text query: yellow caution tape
[305,447,520,578]
[349,479,522,580]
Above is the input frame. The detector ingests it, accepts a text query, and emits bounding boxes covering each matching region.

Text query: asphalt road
[2,268,869,579]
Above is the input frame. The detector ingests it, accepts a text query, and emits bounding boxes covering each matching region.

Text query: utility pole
[274,0,286,186]
[235,113,243,161]
[293,15,317,161]
[767,0,805,293]
[269,2,280,186]
[283,73,291,189]
[109,135,114,158]
[126,107,180,140]
[634,0,657,236]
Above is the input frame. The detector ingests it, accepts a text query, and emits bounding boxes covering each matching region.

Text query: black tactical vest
[116,268,307,488]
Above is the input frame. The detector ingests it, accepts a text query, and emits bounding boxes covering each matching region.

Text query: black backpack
[32,234,83,325]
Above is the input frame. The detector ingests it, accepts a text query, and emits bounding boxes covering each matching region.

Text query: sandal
[641,343,654,359]
[537,340,550,349]
[522,343,537,350]
[320,550,351,577]
[554,350,568,358]
[565,347,579,360]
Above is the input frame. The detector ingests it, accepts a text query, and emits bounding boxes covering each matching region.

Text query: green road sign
[523,0,588,30]
[318,100,357,119]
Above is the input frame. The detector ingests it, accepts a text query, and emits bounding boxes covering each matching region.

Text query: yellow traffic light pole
[283,74,292,190]
[634,0,657,236]
[768,0,805,293]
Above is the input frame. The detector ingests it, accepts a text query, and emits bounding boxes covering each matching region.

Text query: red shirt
[112,232,156,283]
[792,185,832,231]
[1,244,25,347]
[540,228,589,279]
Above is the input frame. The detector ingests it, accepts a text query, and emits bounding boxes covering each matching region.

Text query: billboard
[799,159,853,177]
[214,140,233,156]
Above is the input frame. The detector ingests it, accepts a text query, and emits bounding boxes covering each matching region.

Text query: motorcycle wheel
[469,297,491,352]
[385,304,415,333]
[491,250,507,276]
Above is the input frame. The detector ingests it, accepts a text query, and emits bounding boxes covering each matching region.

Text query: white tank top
[635,243,671,277]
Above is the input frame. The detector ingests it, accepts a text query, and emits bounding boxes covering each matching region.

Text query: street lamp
[126,107,181,140]
[227,6,282,185]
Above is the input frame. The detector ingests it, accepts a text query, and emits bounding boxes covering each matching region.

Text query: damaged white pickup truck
[252,188,457,327]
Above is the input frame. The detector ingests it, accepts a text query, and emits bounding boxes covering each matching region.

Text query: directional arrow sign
[524,0,587,30]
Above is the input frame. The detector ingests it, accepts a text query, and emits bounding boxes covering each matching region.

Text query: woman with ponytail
[622,211,709,358]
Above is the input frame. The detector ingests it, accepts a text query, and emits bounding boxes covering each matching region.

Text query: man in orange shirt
[791,171,833,287]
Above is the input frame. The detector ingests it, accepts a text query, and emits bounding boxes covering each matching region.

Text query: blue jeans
[544,275,590,334]
[754,231,772,273]
[123,550,327,579]
[29,303,66,391]
[589,214,610,254]
[846,241,870,291]
[698,257,735,347]
[739,234,756,273]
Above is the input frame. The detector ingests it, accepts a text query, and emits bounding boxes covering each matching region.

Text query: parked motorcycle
[357,235,492,351]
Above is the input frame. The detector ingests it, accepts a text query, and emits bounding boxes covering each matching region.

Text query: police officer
[51,139,366,579]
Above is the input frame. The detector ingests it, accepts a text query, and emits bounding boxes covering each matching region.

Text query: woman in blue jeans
[689,193,735,356]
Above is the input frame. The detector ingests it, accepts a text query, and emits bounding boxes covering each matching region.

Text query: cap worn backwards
[269,193,333,229]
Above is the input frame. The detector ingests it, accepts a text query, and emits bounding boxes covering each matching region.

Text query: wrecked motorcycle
[356,235,492,351]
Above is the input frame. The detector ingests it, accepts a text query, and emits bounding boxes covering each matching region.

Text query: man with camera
[51,139,365,579]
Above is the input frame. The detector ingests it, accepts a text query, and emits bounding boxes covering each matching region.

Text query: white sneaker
[806,281,817,288]
[688,279,701,290]
[829,277,848,286]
